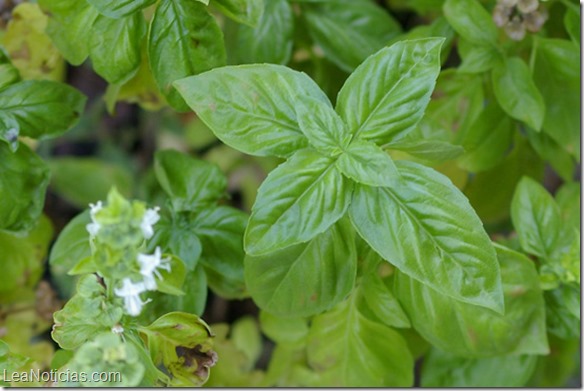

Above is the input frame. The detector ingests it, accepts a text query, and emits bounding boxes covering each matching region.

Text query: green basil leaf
[0,48,20,91]
[212,0,263,27]
[244,219,356,317]
[525,127,575,182]
[140,312,215,387]
[89,13,145,84]
[86,0,156,18]
[511,176,564,259]
[533,38,580,160]
[336,139,399,187]
[0,112,19,152]
[295,96,351,156]
[457,38,502,74]
[443,0,498,45]
[0,340,31,387]
[394,244,549,357]
[492,57,545,131]
[301,0,401,72]
[359,271,410,328]
[350,160,503,312]
[175,65,329,158]
[0,215,52,302]
[48,158,134,208]
[245,149,351,255]
[0,143,50,233]
[149,0,226,111]
[230,0,293,64]
[544,284,580,340]
[154,150,226,213]
[458,100,514,172]
[39,0,99,65]
[52,275,123,350]
[149,213,202,270]
[386,139,464,163]
[564,7,580,44]
[195,206,248,299]
[0,80,85,140]
[336,38,443,146]
[49,211,91,298]
[555,182,580,232]
[259,311,309,344]
[527,335,580,387]
[306,294,413,386]
[422,349,537,387]
[155,254,187,296]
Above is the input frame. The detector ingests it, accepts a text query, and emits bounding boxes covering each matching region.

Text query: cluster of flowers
[87,201,171,317]
[493,0,548,41]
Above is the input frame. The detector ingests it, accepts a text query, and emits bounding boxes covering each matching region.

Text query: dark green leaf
[48,158,134,208]
[306,294,413,386]
[213,0,263,27]
[149,0,226,111]
[0,48,20,91]
[154,150,226,212]
[533,38,580,160]
[492,57,545,131]
[545,284,580,339]
[244,219,356,317]
[336,139,399,187]
[149,213,202,270]
[0,143,50,233]
[245,149,351,255]
[458,100,514,172]
[301,0,401,72]
[350,160,503,312]
[89,13,145,84]
[86,0,156,18]
[394,244,549,357]
[196,206,248,299]
[422,349,537,387]
[336,38,443,146]
[443,0,498,45]
[231,0,293,64]
[564,7,580,44]
[555,182,580,232]
[525,127,575,182]
[0,80,85,140]
[387,139,464,163]
[175,64,329,158]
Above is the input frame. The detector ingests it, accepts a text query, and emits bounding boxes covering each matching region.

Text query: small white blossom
[86,201,103,237]
[111,324,124,334]
[114,278,148,316]
[140,206,160,239]
[137,246,171,290]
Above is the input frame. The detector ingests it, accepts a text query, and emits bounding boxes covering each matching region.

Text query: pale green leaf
[86,0,156,18]
[301,0,402,72]
[149,0,225,111]
[259,311,309,344]
[336,38,443,146]
[306,294,413,387]
[295,96,351,156]
[0,48,20,91]
[359,270,410,328]
[350,160,503,312]
[492,57,545,131]
[245,149,351,255]
[457,38,502,74]
[394,244,549,357]
[175,64,329,158]
[244,219,356,317]
[336,139,399,187]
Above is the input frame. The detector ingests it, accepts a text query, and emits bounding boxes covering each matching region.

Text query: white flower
[86,201,103,237]
[140,206,160,239]
[111,324,124,334]
[114,278,148,316]
[137,246,171,290]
